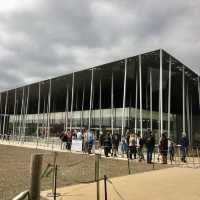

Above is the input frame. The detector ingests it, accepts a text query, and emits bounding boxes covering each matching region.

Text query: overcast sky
[0,0,199,91]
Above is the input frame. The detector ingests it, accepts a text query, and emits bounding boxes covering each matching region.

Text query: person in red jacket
[159,133,168,164]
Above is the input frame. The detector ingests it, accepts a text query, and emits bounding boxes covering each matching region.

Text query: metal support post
[150,69,153,131]
[122,59,127,136]
[65,87,69,131]
[37,83,41,142]
[159,49,163,136]
[167,56,172,139]
[12,89,17,141]
[134,74,138,133]
[139,55,143,137]
[2,91,8,138]
[182,66,186,133]
[70,73,74,131]
[89,69,94,131]
[111,72,114,135]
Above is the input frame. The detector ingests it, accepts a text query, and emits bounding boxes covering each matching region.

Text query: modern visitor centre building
[0,49,200,144]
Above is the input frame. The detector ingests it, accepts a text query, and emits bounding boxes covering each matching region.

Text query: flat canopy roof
[0,49,199,95]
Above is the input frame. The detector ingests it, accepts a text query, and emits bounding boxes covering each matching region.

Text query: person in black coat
[104,132,112,157]
[112,132,120,157]
[159,133,168,164]
[145,131,155,164]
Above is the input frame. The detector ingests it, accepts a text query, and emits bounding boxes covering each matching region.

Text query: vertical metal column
[99,79,102,132]
[2,91,8,137]
[91,79,95,128]
[182,66,186,133]
[139,55,143,137]
[12,89,17,140]
[65,87,69,131]
[47,79,52,139]
[42,99,45,136]
[37,83,41,139]
[167,56,172,139]
[89,69,94,131]
[186,85,191,144]
[23,87,29,138]
[134,74,138,133]
[111,72,114,135]
[80,86,85,131]
[19,88,25,140]
[159,49,163,136]
[70,73,74,131]
[122,59,127,136]
[150,69,153,131]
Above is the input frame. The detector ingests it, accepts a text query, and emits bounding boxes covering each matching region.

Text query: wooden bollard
[29,154,43,200]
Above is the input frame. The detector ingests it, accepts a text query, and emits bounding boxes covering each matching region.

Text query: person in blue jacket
[87,130,94,154]
[180,132,189,163]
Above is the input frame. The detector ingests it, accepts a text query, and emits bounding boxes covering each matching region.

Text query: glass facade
[0,49,199,144]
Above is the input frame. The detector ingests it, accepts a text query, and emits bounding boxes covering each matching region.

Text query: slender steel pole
[150,69,153,131]
[182,66,186,133]
[99,79,102,132]
[16,103,19,137]
[65,87,69,131]
[139,55,143,137]
[167,56,172,139]
[122,59,127,136]
[70,73,74,131]
[75,86,78,111]
[134,73,138,133]
[19,88,25,141]
[89,69,94,131]
[146,82,148,111]
[159,49,163,135]
[37,83,41,140]
[12,89,17,140]
[23,87,29,138]
[42,99,45,137]
[111,72,114,135]
[159,78,161,136]
[22,89,27,139]
[80,86,85,131]
[2,91,8,137]
[186,85,191,144]
[47,79,52,140]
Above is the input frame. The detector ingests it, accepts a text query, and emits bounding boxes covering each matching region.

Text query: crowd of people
[99,130,157,164]
[59,128,190,164]
[59,128,95,153]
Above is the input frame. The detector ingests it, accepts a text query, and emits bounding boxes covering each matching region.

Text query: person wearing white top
[77,131,82,140]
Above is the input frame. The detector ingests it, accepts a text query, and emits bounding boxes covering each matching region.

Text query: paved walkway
[41,167,200,200]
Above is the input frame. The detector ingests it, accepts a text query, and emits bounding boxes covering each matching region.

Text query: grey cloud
[0,0,199,92]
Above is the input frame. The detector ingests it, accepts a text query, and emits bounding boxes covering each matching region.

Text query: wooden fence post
[29,154,43,200]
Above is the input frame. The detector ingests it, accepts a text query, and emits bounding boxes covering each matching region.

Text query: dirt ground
[0,144,170,200]
[41,167,200,200]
